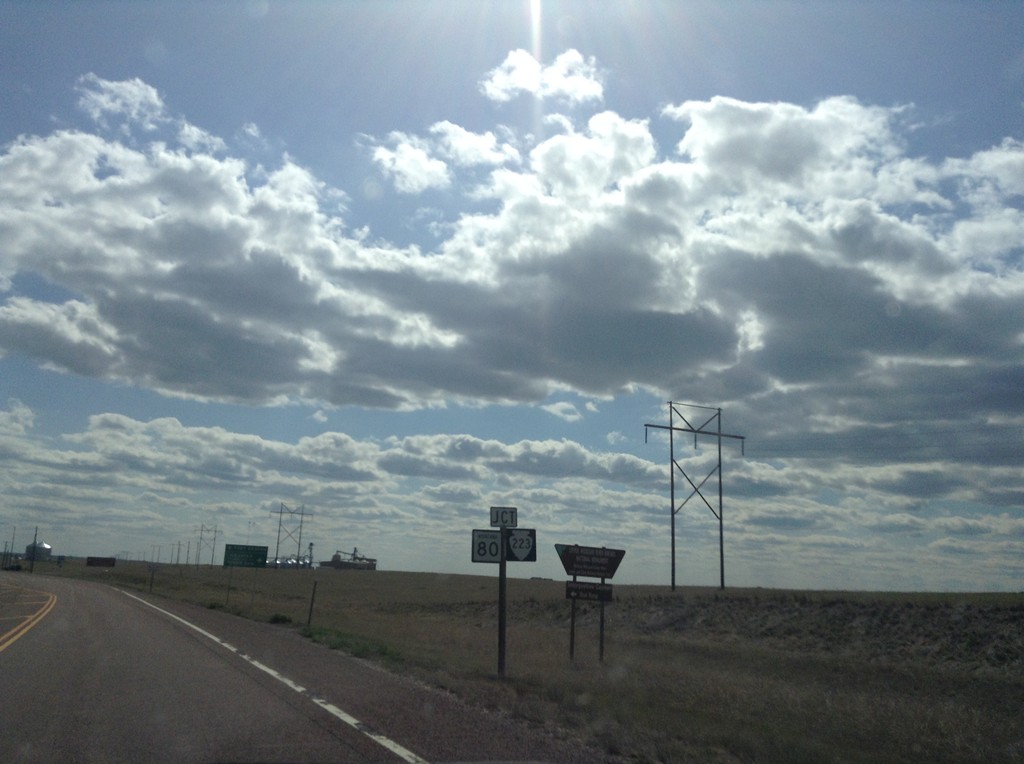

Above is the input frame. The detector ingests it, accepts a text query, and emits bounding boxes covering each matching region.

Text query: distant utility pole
[273,503,311,565]
[29,526,38,573]
[208,526,220,565]
[196,524,217,567]
[645,402,745,591]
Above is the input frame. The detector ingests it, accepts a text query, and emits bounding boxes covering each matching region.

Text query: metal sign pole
[669,407,676,590]
[569,574,577,662]
[472,507,534,677]
[307,579,318,628]
[225,565,235,606]
[497,526,508,677]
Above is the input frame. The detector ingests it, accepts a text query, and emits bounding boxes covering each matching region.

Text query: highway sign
[472,529,502,562]
[223,544,268,568]
[472,528,537,563]
[507,528,536,561]
[489,505,518,528]
[566,581,613,602]
[554,544,625,579]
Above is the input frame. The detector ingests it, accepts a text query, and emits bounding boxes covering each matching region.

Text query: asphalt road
[0,573,608,763]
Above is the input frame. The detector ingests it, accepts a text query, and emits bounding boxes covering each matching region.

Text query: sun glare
[530,0,542,62]
[529,0,544,140]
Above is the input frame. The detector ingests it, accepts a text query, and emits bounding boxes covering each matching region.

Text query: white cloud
[530,111,655,198]
[76,73,167,132]
[178,122,227,153]
[3,71,1023,426]
[541,401,582,422]
[480,49,603,104]
[0,398,34,436]
[663,95,899,201]
[373,134,451,193]
[0,66,1022,589]
[429,121,520,167]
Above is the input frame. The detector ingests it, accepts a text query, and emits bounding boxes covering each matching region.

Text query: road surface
[0,573,610,763]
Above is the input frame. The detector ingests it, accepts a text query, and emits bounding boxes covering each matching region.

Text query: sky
[0,0,1022,591]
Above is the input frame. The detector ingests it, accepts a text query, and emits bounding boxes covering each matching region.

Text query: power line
[645,402,746,591]
[272,502,311,566]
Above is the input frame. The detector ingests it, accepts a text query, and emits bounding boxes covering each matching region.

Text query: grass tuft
[302,626,404,664]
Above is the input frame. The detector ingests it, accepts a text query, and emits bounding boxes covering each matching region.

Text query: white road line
[119,589,430,764]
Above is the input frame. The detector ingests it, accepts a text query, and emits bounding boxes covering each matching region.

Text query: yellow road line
[0,587,57,653]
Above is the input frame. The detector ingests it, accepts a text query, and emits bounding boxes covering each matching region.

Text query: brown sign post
[555,544,625,662]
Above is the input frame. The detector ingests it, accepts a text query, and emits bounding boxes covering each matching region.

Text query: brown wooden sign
[555,544,625,579]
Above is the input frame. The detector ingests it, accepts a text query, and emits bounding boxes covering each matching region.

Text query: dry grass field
[29,559,1024,763]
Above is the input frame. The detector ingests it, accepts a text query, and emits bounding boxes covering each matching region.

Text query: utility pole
[273,503,311,565]
[196,524,217,567]
[29,526,38,573]
[645,402,745,590]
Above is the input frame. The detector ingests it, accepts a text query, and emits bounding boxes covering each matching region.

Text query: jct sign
[489,506,517,527]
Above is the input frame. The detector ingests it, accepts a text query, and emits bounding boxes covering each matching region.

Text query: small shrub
[269,613,292,624]
[301,626,404,665]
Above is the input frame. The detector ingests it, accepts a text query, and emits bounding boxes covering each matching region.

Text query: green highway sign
[223,544,268,568]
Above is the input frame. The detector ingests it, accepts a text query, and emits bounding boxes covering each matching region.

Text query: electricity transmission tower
[196,524,218,568]
[272,502,311,565]
[645,402,745,590]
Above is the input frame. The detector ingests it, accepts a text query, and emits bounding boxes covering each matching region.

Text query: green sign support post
[223,544,268,608]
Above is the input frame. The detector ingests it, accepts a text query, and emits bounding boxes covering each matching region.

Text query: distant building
[320,547,377,571]
[25,542,52,561]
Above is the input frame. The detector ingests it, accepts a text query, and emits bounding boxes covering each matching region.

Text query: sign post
[555,544,625,662]
[471,507,536,677]
[497,524,507,677]
[223,544,268,608]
